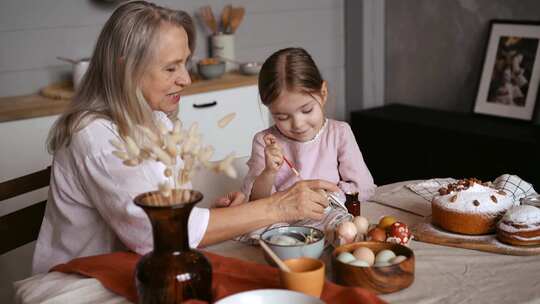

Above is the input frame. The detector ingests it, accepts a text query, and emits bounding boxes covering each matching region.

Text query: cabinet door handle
[193,101,218,108]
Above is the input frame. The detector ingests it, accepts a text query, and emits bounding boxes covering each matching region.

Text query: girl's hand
[214,191,246,208]
[263,134,283,174]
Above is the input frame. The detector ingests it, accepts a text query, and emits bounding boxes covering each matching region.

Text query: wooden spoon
[221,5,232,34]
[229,6,245,34]
[259,240,292,272]
[200,6,217,34]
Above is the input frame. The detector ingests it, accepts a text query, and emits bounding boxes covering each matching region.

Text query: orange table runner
[51,251,386,303]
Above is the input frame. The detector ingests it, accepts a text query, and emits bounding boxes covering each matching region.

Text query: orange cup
[279,257,325,297]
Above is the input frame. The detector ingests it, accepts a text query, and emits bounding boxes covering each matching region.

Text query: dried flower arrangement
[110,114,237,205]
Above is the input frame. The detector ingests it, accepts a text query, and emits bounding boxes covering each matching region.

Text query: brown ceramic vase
[134,189,212,303]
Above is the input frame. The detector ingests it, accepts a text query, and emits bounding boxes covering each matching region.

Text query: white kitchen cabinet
[179,84,270,206]
[179,85,269,161]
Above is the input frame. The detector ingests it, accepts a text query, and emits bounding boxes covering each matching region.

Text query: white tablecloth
[14,182,540,304]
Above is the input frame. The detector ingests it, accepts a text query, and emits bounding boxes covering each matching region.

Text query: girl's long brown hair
[258,47,324,106]
[48,1,195,152]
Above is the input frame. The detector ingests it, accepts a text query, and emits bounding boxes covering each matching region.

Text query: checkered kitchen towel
[406,174,537,202]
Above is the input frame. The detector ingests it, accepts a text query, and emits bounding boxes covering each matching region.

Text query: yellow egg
[378,215,398,230]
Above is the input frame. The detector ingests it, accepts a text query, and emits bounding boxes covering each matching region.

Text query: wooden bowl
[332,241,415,294]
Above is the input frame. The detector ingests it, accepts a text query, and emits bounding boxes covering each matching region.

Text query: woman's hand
[269,180,339,222]
[263,134,283,174]
[214,191,246,208]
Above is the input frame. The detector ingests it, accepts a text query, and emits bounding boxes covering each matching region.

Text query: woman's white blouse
[32,112,209,274]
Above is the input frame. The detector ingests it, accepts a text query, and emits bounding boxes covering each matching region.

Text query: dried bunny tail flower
[164,167,173,177]
[156,121,169,136]
[150,145,173,166]
[177,169,191,186]
[123,158,141,167]
[197,146,214,166]
[218,112,236,128]
[169,132,184,145]
[112,150,130,161]
[158,182,172,198]
[215,152,237,179]
[181,189,192,203]
[164,135,178,157]
[124,136,141,158]
[188,122,199,138]
[109,139,126,151]
[181,136,200,155]
[182,154,195,171]
[173,119,182,134]
[139,149,154,160]
[136,125,161,145]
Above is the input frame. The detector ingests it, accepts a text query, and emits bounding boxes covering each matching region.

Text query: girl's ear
[320,81,328,106]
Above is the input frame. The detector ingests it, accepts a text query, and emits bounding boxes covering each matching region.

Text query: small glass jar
[345,192,361,216]
[521,194,540,207]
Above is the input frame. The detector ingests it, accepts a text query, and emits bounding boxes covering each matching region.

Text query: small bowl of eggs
[332,241,415,294]
[260,226,325,265]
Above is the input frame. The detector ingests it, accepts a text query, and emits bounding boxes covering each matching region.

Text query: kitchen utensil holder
[211,33,235,72]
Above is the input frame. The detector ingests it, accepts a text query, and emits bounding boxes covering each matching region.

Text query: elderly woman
[32,1,336,274]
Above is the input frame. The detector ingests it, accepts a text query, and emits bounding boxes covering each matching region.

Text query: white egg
[374,261,392,267]
[337,221,358,243]
[390,255,408,265]
[268,235,300,246]
[336,252,356,264]
[349,259,370,267]
[352,216,370,235]
[375,249,396,264]
[353,247,375,266]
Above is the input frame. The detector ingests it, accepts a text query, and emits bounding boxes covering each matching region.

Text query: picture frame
[473,20,540,121]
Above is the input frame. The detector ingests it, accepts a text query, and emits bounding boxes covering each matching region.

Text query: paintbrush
[282,156,300,178]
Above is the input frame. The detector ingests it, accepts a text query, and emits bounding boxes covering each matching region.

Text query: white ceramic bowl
[260,226,325,262]
[239,62,262,75]
[215,289,324,304]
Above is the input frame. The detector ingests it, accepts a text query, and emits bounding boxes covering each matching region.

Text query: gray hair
[48,0,195,152]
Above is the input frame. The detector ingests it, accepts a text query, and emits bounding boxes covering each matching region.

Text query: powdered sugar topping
[498,205,540,233]
[433,183,515,214]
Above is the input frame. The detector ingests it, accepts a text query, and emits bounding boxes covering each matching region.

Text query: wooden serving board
[412,219,540,256]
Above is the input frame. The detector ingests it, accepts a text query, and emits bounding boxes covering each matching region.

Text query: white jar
[210,33,235,72]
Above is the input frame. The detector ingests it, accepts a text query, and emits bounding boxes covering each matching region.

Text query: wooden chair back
[0,167,51,255]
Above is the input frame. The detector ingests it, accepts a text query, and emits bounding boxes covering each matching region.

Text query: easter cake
[497,205,540,246]
[431,178,515,235]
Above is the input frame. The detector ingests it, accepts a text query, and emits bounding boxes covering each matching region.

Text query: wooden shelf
[0,72,257,123]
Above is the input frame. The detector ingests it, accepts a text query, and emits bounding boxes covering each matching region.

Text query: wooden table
[14,181,540,303]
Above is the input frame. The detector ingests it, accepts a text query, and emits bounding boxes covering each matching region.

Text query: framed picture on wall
[474,21,540,120]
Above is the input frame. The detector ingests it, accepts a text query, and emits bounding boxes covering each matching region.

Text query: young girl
[239,47,376,242]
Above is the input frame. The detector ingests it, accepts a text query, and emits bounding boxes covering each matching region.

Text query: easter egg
[349,259,370,267]
[386,222,412,245]
[378,215,398,230]
[390,255,408,265]
[374,261,392,267]
[367,227,387,242]
[352,247,375,265]
[337,221,357,244]
[374,249,396,264]
[336,252,356,264]
[352,216,370,235]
